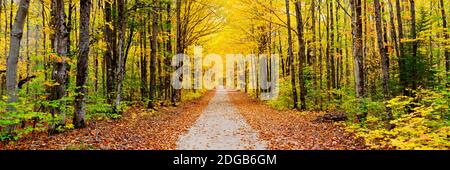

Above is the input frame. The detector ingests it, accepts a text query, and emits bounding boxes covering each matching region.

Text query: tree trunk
[149,0,159,109]
[104,0,116,104]
[318,1,324,109]
[73,0,91,128]
[41,0,48,80]
[330,0,336,90]
[173,0,182,105]
[48,0,69,134]
[388,0,400,78]
[311,0,317,106]
[25,14,29,94]
[374,0,390,100]
[295,0,307,110]
[285,0,298,109]
[326,0,331,102]
[140,22,148,100]
[114,0,126,112]
[165,1,173,101]
[5,0,31,133]
[440,0,450,86]
[396,0,407,93]
[351,0,364,98]
[409,0,418,90]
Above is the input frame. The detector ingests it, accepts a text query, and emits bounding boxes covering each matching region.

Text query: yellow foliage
[349,88,450,150]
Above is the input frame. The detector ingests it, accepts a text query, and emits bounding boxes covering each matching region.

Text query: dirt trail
[177,86,267,150]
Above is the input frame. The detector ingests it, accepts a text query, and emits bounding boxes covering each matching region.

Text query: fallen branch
[18,75,37,89]
[315,112,348,123]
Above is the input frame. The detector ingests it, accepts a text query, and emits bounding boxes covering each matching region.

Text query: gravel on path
[177,86,267,150]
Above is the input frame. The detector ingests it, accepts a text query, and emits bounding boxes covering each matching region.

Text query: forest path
[176,86,267,150]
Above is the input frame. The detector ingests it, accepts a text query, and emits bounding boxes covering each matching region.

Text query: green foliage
[266,78,293,110]
[347,88,450,149]
[0,98,51,141]
[181,90,206,102]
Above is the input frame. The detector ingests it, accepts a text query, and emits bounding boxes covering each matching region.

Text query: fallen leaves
[228,91,367,150]
[0,91,214,150]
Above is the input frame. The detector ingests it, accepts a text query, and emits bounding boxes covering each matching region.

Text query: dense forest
[0,0,448,150]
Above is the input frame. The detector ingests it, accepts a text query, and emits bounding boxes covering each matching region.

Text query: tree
[396,0,407,94]
[375,0,393,126]
[350,0,364,98]
[73,0,91,128]
[104,0,116,104]
[388,0,400,79]
[114,0,126,112]
[285,0,298,109]
[149,0,159,109]
[310,0,318,106]
[5,0,31,133]
[409,0,418,90]
[173,0,182,105]
[140,16,148,101]
[294,0,307,110]
[165,1,173,100]
[374,0,390,100]
[48,0,69,134]
[440,0,449,84]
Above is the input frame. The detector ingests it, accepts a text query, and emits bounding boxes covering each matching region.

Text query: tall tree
[114,0,126,112]
[285,0,298,109]
[409,0,418,90]
[326,0,332,101]
[295,0,307,110]
[173,0,182,105]
[396,0,407,93]
[48,0,69,134]
[149,0,159,108]
[73,0,91,128]
[104,0,116,104]
[350,0,364,98]
[388,0,400,76]
[140,19,148,100]
[5,0,31,133]
[374,0,390,100]
[440,0,449,85]
[310,0,318,106]
[165,1,173,100]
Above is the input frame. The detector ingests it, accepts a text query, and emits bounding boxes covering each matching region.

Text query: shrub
[266,78,293,110]
[347,88,450,149]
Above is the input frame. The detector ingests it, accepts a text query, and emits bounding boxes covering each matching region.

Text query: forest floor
[1,87,367,150]
[0,91,215,150]
[229,91,367,150]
